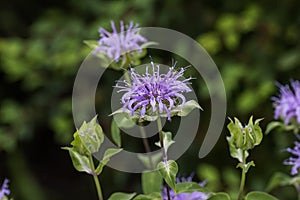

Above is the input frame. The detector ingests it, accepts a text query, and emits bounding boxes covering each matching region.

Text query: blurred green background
[0,0,299,199]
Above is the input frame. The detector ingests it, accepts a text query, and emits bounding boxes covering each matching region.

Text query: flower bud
[227,116,263,151]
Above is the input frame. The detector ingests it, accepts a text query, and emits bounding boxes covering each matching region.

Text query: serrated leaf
[95,148,122,175]
[245,191,278,200]
[265,121,283,135]
[208,192,231,200]
[265,172,292,192]
[108,192,136,200]
[157,160,178,191]
[133,192,162,200]
[137,152,163,169]
[111,120,121,147]
[142,170,163,194]
[62,147,92,174]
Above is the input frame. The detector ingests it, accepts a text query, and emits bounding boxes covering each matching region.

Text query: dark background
[0,0,300,199]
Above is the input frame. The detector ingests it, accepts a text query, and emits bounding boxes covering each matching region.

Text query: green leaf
[265,172,292,192]
[108,192,136,200]
[77,116,104,154]
[95,148,122,175]
[265,121,284,135]
[111,100,201,122]
[175,182,208,193]
[137,152,163,169]
[208,192,231,200]
[157,160,178,191]
[62,147,92,174]
[111,120,121,147]
[155,131,175,154]
[141,171,163,194]
[83,40,98,49]
[175,100,203,117]
[245,191,278,200]
[226,136,249,163]
[113,112,136,128]
[133,192,162,200]
[237,161,255,173]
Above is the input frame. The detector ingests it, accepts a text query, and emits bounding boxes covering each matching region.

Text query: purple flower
[161,174,208,200]
[115,62,192,120]
[94,21,147,62]
[272,80,300,124]
[174,191,209,200]
[0,178,10,199]
[284,141,300,176]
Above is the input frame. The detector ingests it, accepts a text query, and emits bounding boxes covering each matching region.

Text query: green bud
[227,116,263,151]
[76,116,104,154]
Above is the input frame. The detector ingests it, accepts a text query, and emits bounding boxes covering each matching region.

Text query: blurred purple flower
[284,141,300,176]
[272,80,300,124]
[115,62,192,120]
[161,174,208,200]
[94,21,147,62]
[0,178,10,199]
[174,191,209,200]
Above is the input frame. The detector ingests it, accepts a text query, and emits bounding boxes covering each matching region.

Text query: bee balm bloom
[94,21,147,62]
[284,141,300,176]
[0,179,10,199]
[272,80,300,125]
[115,62,192,120]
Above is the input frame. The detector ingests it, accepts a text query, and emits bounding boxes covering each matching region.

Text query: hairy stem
[88,155,103,200]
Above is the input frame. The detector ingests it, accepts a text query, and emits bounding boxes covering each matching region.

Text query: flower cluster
[272,80,300,125]
[161,175,208,200]
[284,141,300,176]
[94,21,147,62]
[0,179,10,199]
[115,62,192,120]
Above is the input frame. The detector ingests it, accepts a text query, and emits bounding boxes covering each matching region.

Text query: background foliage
[0,0,299,199]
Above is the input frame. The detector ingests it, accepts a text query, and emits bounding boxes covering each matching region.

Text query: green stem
[156,114,171,200]
[238,151,247,200]
[88,155,103,200]
[139,124,154,169]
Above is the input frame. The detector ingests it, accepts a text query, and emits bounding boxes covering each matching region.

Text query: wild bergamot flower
[115,62,193,120]
[0,178,10,199]
[272,80,300,125]
[94,21,147,62]
[284,141,300,176]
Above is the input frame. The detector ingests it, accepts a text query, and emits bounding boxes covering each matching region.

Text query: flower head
[0,179,10,199]
[94,21,147,62]
[284,141,300,176]
[115,62,192,120]
[272,80,300,124]
[161,174,208,200]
